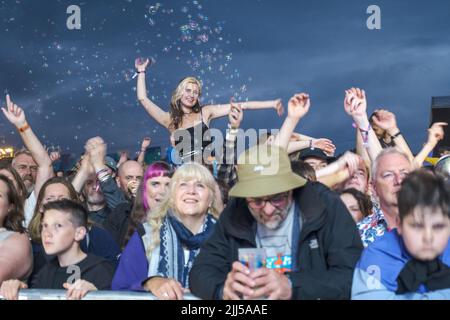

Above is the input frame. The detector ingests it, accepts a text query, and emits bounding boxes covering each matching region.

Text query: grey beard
[26,184,34,197]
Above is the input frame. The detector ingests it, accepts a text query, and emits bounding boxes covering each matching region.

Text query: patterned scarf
[156,211,216,288]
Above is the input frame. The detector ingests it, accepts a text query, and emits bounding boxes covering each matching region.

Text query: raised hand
[135,57,150,72]
[85,137,107,169]
[141,137,151,150]
[427,122,447,146]
[287,93,310,120]
[313,138,336,156]
[229,98,243,129]
[274,98,284,117]
[2,94,27,128]
[49,150,61,163]
[79,153,95,175]
[371,109,398,133]
[337,151,361,177]
[344,88,367,120]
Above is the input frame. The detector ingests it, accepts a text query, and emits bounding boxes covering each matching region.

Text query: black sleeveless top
[173,109,214,162]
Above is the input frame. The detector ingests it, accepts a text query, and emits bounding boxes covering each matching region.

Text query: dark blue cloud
[1,0,449,158]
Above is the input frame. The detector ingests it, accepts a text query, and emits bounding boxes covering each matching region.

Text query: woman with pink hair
[103,161,174,249]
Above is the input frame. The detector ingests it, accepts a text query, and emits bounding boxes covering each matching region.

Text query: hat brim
[229,173,307,198]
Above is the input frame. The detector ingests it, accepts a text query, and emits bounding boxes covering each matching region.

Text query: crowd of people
[0,59,449,300]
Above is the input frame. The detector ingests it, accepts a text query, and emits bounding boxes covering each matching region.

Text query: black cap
[299,148,335,164]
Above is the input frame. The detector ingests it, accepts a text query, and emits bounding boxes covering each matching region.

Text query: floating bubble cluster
[140,0,251,104]
[0,0,251,154]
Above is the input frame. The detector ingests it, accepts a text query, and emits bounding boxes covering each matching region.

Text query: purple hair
[142,161,173,210]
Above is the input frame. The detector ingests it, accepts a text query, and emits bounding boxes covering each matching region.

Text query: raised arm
[216,101,243,187]
[116,151,129,169]
[203,98,284,122]
[355,129,372,174]
[137,137,151,166]
[316,152,361,188]
[2,95,53,195]
[135,58,171,128]
[413,122,447,168]
[371,109,414,162]
[272,93,311,150]
[71,153,95,193]
[287,138,336,155]
[86,137,126,208]
[344,88,382,162]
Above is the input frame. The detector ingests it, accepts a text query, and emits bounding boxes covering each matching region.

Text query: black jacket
[102,202,132,249]
[189,182,363,300]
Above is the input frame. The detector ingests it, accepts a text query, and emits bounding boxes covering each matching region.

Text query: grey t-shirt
[255,203,297,272]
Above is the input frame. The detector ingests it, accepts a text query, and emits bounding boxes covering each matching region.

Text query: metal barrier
[0,289,200,300]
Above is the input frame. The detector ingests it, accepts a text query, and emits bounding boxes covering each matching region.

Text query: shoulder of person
[358,230,403,269]
[2,230,29,245]
[79,254,114,272]
[136,222,147,237]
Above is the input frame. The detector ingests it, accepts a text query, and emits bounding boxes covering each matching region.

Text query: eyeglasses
[247,192,289,210]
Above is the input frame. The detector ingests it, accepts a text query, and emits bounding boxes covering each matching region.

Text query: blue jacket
[352,229,450,299]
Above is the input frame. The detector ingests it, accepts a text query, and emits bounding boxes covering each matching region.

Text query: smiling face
[180,82,200,109]
[173,178,211,218]
[146,175,171,210]
[398,207,450,261]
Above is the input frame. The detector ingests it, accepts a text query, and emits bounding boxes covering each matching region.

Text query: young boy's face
[41,209,85,256]
[398,207,450,261]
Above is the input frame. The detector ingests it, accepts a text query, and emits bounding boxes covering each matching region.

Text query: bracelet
[97,171,111,183]
[353,123,371,147]
[95,167,109,175]
[391,131,402,139]
[137,71,145,74]
[17,123,30,133]
[309,139,314,150]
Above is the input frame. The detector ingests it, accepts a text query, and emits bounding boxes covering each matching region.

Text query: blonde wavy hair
[169,77,202,131]
[145,162,220,254]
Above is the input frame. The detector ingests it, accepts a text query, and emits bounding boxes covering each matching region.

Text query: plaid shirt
[216,132,238,187]
[357,206,389,248]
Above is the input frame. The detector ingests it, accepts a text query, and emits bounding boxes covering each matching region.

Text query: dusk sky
[1,0,450,160]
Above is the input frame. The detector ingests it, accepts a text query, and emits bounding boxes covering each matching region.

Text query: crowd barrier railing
[0,289,200,300]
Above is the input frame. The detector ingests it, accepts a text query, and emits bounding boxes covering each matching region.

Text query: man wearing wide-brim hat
[190,143,363,300]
